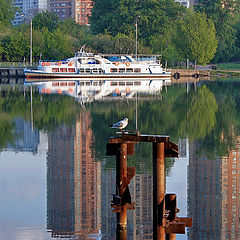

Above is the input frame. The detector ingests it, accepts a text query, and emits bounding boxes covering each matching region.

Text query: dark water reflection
[0,78,240,239]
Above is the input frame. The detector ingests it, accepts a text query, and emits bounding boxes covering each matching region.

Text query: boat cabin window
[134,68,141,73]
[68,68,75,72]
[87,58,100,64]
[60,82,67,86]
[79,82,84,86]
[92,68,98,73]
[85,68,91,73]
[99,69,104,73]
[134,81,141,86]
[79,68,84,73]
[126,82,133,86]
[86,82,90,86]
[110,68,118,73]
[60,68,67,72]
[52,68,59,73]
[126,68,133,73]
[119,82,125,86]
[68,82,75,86]
[110,82,117,86]
[119,68,125,73]
[93,81,98,86]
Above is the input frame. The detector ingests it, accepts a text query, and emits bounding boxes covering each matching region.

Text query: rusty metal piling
[116,143,128,229]
[106,132,191,239]
[153,142,166,239]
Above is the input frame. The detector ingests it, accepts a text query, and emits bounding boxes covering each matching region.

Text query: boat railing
[39,60,72,66]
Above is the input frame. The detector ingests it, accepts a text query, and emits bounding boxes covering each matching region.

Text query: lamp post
[30,16,32,66]
[135,15,140,60]
[21,13,33,65]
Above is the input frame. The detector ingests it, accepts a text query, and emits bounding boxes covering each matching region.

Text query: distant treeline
[0,0,240,65]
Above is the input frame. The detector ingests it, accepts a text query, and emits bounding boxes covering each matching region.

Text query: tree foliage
[195,0,240,62]
[32,11,60,32]
[0,0,15,26]
[176,11,218,64]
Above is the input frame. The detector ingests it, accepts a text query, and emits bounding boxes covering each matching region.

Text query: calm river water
[0,78,239,240]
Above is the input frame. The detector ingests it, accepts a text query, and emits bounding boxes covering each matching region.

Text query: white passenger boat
[24,48,171,81]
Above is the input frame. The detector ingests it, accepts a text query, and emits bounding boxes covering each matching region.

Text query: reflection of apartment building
[188,139,240,239]
[74,112,101,237]
[221,140,240,239]
[47,125,75,237]
[47,111,101,238]
[188,142,222,239]
[7,118,39,154]
[129,174,153,239]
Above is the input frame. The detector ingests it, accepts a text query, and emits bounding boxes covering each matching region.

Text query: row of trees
[0,0,240,64]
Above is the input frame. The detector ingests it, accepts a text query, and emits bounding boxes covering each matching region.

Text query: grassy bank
[215,63,240,71]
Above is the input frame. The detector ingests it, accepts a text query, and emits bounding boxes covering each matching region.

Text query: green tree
[1,30,28,61]
[90,0,185,53]
[195,0,240,62]
[176,11,218,65]
[32,11,59,32]
[0,0,15,26]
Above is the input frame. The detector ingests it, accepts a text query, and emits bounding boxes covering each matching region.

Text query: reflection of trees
[0,113,15,151]
[89,82,240,163]
[1,80,240,166]
[187,85,218,140]
[0,90,81,150]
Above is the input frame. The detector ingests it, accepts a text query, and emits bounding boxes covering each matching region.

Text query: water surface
[0,78,239,239]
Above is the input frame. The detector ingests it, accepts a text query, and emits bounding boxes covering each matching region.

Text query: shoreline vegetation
[1,1,240,67]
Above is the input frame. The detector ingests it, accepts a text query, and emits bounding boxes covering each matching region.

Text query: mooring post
[153,142,165,240]
[116,143,128,229]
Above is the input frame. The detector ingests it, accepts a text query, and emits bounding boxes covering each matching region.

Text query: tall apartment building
[175,0,191,8]
[13,0,48,25]
[49,0,73,21]
[74,0,93,25]
[175,0,198,8]
[48,0,93,24]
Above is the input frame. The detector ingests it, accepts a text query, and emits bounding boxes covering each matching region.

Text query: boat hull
[24,70,171,82]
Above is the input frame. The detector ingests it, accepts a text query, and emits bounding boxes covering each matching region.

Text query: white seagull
[110,118,128,131]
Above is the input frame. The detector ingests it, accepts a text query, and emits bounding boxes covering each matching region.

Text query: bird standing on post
[110,118,128,132]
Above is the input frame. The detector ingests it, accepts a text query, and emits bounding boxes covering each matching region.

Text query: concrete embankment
[0,68,25,84]
[170,69,210,79]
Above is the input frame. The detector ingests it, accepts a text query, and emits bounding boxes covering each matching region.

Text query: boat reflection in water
[25,78,171,103]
